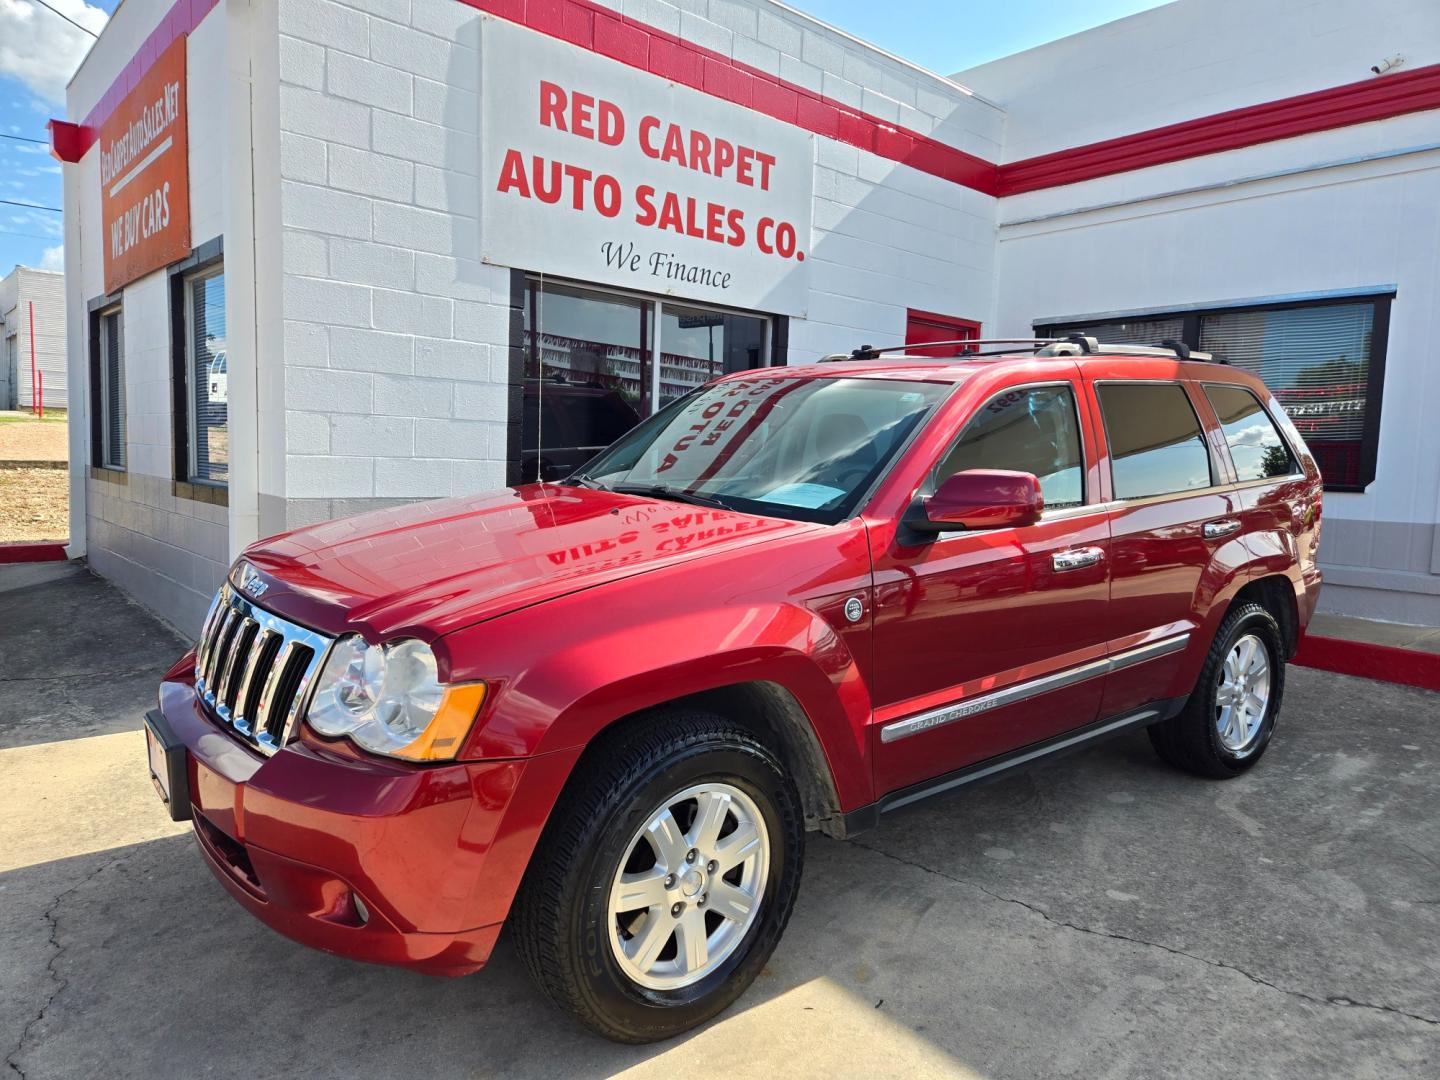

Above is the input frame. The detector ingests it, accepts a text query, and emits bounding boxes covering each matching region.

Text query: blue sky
[0,0,1166,275]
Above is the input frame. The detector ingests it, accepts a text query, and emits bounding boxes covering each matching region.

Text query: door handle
[1052,547,1105,572]
[1203,519,1241,539]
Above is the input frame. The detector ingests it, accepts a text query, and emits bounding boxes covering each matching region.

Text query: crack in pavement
[0,669,159,684]
[850,839,1440,1029]
[5,853,135,1080]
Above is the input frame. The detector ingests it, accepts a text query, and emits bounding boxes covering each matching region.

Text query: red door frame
[905,309,982,357]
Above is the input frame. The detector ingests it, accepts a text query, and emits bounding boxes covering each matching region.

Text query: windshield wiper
[566,475,610,491]
[611,483,733,510]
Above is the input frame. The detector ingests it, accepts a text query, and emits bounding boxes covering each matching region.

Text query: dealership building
[52,0,1440,633]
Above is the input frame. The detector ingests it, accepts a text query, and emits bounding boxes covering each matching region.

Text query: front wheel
[512,710,805,1043]
[1149,602,1285,778]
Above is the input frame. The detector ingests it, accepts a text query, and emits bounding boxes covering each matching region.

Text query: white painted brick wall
[958,0,1440,162]
[274,0,1000,511]
[61,5,233,633]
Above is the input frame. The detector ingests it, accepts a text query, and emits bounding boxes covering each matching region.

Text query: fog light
[352,892,370,926]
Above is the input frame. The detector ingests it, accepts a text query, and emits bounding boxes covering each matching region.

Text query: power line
[28,0,99,38]
[0,132,49,146]
[0,198,63,213]
[0,227,62,241]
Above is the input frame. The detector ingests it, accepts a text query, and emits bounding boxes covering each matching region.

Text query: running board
[840,697,1186,837]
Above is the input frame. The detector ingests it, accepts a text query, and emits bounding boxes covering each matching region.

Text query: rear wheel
[1149,602,1285,778]
[512,710,804,1043]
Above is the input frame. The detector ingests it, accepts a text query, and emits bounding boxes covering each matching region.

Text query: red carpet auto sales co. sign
[480,16,815,317]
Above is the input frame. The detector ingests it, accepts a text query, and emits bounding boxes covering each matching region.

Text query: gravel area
[0,415,69,464]
[0,468,68,542]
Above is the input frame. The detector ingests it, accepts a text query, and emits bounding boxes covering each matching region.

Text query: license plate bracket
[144,708,192,822]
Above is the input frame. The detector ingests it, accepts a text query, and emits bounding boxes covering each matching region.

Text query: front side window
[934,385,1084,509]
[579,375,951,524]
[186,268,228,484]
[1203,384,1294,482]
[1098,383,1213,499]
[98,308,125,469]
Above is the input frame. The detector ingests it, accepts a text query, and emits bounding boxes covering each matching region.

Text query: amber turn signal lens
[389,683,488,762]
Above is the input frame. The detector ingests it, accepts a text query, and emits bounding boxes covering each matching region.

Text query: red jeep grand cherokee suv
[144,338,1322,1042]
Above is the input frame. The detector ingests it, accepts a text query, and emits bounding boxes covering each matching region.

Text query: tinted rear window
[1098,383,1213,499]
[1204,384,1294,482]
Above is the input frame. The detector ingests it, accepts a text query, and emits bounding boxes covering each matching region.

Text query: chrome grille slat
[204,610,241,697]
[231,627,277,735]
[216,618,258,716]
[254,639,301,741]
[194,593,225,690]
[192,583,334,756]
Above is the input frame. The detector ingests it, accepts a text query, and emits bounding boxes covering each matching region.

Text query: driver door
[870,379,1113,795]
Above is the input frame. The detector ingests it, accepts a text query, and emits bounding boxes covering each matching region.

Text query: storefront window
[185,268,227,485]
[521,278,771,482]
[657,305,767,408]
[1199,303,1374,489]
[1038,295,1391,491]
[96,307,125,470]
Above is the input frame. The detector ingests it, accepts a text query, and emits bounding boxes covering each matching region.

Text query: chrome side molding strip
[879,633,1190,744]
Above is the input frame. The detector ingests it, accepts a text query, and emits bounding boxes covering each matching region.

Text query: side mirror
[909,469,1044,533]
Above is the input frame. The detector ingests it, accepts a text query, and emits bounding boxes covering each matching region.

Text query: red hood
[240,484,814,642]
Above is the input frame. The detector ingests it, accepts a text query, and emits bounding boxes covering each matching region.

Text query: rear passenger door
[1085,374,1241,719]
[1199,382,1314,578]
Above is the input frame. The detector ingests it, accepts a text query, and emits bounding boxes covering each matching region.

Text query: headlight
[306,635,485,761]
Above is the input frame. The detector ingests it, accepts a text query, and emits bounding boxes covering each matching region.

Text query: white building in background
[0,266,66,413]
[51,0,1440,632]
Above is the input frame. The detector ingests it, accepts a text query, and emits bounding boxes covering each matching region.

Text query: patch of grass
[0,414,68,424]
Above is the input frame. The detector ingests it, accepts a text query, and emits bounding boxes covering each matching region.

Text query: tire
[511,709,805,1043]
[1148,602,1286,779]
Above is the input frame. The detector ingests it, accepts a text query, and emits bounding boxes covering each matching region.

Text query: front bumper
[152,672,577,976]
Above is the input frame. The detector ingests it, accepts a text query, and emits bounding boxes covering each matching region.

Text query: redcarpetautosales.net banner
[480,16,815,316]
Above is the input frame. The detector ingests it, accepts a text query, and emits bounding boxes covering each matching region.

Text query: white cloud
[1229,423,1274,449]
[0,0,109,104]
[39,244,63,270]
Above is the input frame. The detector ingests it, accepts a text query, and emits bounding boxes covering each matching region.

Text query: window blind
[1199,303,1373,487]
[1047,316,1186,348]
[103,311,126,469]
[189,271,228,484]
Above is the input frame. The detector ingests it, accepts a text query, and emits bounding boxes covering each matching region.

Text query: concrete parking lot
[2,562,1436,1079]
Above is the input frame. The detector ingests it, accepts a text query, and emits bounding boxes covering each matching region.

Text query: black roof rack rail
[820,336,1215,364]
[823,338,1071,362]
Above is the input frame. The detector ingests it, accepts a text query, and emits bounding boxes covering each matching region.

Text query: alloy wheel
[607,782,769,991]
[1215,632,1271,752]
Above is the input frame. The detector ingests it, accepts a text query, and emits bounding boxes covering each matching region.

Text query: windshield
[574,375,952,523]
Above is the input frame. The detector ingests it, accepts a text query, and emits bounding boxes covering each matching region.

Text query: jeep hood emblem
[236,562,268,599]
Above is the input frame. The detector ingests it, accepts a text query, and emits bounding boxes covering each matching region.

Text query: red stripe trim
[48,0,1440,199]
[1293,634,1440,694]
[49,0,219,163]
[996,63,1440,196]
[0,542,68,564]
[456,0,999,194]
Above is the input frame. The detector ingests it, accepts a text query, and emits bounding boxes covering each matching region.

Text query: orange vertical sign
[100,36,191,294]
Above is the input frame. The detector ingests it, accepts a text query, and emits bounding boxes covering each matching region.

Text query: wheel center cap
[680,869,704,897]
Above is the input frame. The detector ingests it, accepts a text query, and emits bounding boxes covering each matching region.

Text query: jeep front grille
[193,584,333,755]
